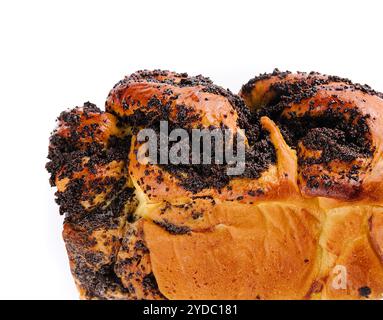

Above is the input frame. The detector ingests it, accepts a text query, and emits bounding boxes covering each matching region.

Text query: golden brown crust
[319,207,383,299]
[106,73,240,132]
[143,201,322,300]
[369,212,383,262]
[47,70,383,300]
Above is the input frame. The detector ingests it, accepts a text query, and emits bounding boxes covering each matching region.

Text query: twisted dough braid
[240,70,383,203]
[47,70,383,299]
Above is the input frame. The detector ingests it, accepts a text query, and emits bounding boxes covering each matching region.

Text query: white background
[0,0,382,299]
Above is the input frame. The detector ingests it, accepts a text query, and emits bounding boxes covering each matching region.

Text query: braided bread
[47,70,383,299]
